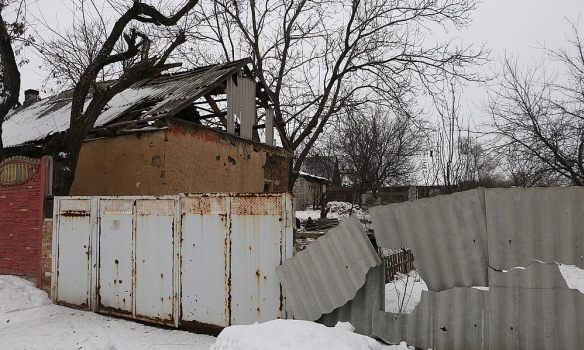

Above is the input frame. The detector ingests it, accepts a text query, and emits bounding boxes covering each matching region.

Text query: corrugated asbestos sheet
[276,215,381,321]
[486,187,584,270]
[485,187,584,350]
[370,189,488,291]
[369,187,584,350]
[3,59,249,148]
[489,263,584,350]
[317,265,384,336]
[373,288,489,349]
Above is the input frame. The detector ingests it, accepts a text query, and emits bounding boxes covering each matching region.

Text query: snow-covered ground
[296,201,372,232]
[211,320,412,350]
[296,201,370,222]
[385,271,428,314]
[0,275,216,350]
[1,275,415,350]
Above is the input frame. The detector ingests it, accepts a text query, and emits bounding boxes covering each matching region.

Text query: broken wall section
[370,189,488,292]
[371,187,584,350]
[276,216,381,322]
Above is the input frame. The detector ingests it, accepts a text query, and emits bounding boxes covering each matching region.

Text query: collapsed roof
[3,58,286,150]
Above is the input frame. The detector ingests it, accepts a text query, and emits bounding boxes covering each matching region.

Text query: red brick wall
[0,156,49,287]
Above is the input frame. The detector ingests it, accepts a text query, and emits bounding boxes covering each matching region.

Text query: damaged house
[2,58,292,195]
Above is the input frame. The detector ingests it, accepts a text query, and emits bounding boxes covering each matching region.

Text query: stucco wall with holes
[71,125,291,196]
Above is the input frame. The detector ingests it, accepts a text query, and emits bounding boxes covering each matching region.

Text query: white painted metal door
[53,198,94,309]
[98,199,134,316]
[53,194,292,332]
[181,195,230,328]
[134,199,177,325]
[230,194,291,324]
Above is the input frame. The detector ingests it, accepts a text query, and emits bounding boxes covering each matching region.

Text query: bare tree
[32,0,199,194]
[488,23,584,186]
[426,77,501,191]
[302,129,338,180]
[428,77,469,191]
[0,0,30,159]
[501,145,567,187]
[185,0,488,189]
[336,105,423,204]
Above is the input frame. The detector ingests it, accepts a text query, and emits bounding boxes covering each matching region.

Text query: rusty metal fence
[379,248,415,282]
[51,193,293,334]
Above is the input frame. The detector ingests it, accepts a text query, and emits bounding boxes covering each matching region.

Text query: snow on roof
[298,171,330,183]
[2,59,250,148]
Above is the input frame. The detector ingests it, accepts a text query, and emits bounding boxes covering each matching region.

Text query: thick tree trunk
[0,11,21,161]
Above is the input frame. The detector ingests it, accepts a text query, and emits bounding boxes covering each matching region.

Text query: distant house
[293,172,330,210]
[2,58,292,195]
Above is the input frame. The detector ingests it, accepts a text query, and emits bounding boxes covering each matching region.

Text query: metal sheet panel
[488,263,584,350]
[372,288,489,349]
[98,199,134,316]
[239,77,256,140]
[226,79,235,134]
[54,198,93,309]
[366,187,584,349]
[486,187,584,270]
[370,189,488,291]
[276,215,381,321]
[265,108,274,146]
[52,193,291,332]
[180,195,230,327]
[318,265,385,336]
[230,194,288,324]
[134,199,176,324]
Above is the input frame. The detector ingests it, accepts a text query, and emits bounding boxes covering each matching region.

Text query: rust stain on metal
[179,319,224,336]
[279,285,284,312]
[133,313,175,327]
[60,210,90,217]
[226,213,233,325]
[98,304,133,317]
[56,300,89,311]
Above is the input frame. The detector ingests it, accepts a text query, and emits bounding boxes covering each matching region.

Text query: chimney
[23,89,40,107]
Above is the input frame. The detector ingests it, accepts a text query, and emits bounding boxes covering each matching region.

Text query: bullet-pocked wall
[70,124,291,196]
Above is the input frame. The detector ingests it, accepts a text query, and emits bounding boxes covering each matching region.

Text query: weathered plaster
[70,126,291,196]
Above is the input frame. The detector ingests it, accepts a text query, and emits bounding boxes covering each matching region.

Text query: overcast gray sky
[19,0,584,121]
[436,0,583,125]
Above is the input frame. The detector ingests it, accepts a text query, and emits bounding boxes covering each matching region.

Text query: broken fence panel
[372,288,489,350]
[486,187,584,271]
[369,187,584,350]
[370,189,488,292]
[488,257,584,349]
[317,265,385,336]
[276,215,381,321]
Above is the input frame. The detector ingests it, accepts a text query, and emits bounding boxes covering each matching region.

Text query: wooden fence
[379,248,415,282]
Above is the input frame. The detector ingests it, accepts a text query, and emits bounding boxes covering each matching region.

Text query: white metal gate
[51,193,293,332]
